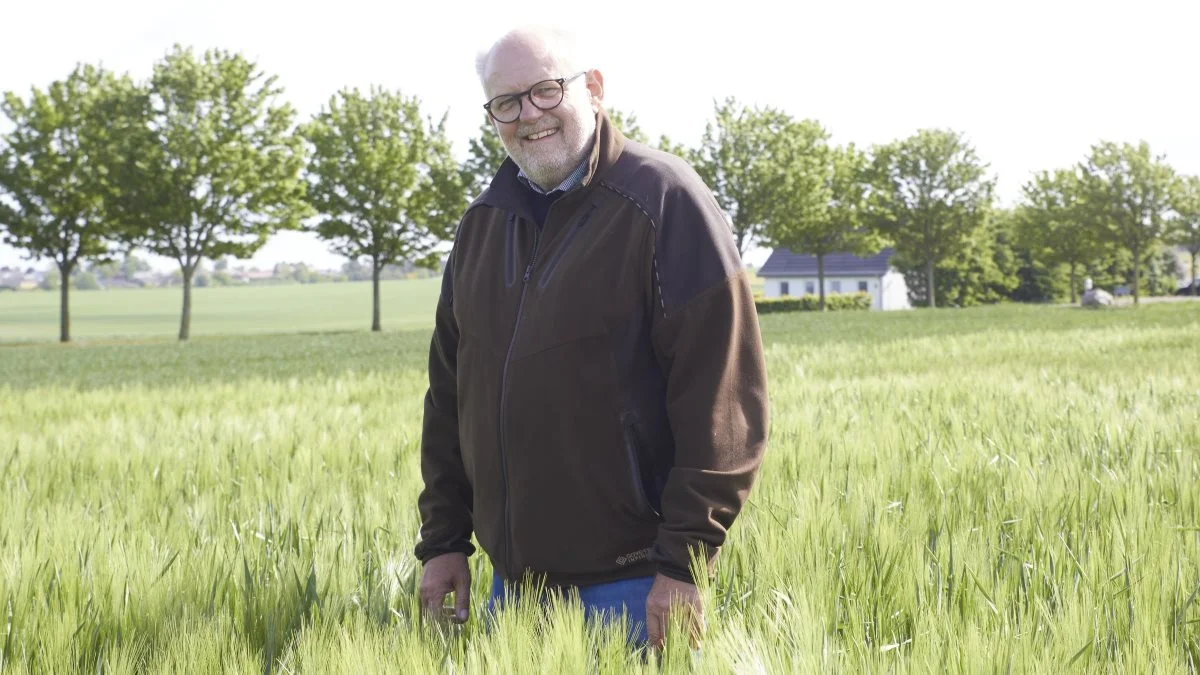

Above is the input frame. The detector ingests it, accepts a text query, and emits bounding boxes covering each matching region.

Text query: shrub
[754,292,872,313]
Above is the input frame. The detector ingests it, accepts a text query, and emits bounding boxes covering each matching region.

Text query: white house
[757,248,911,311]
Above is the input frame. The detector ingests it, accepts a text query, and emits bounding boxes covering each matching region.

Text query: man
[415,25,769,647]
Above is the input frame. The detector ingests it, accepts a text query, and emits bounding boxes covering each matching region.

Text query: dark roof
[757,248,895,278]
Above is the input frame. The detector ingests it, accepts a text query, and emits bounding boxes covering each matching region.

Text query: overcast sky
[2,0,1197,271]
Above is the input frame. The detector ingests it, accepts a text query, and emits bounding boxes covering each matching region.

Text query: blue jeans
[490,572,656,645]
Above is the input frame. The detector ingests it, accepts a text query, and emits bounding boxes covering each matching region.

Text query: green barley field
[1,288,1199,673]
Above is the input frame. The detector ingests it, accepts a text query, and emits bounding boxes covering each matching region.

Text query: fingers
[645,579,706,650]
[419,553,472,625]
[420,577,450,616]
[452,567,471,623]
[646,603,665,648]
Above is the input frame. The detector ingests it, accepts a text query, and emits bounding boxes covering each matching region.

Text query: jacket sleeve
[414,248,476,563]
[647,183,770,584]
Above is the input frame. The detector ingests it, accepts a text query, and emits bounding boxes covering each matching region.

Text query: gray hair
[475,25,592,89]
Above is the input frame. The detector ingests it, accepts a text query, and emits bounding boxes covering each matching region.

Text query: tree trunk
[926,258,936,309]
[817,254,827,311]
[179,266,193,341]
[1069,263,1077,304]
[371,263,382,332]
[58,260,73,343]
[1131,243,1140,306]
[1191,251,1197,295]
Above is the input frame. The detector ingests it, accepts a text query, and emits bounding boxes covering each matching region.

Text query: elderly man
[415,25,769,647]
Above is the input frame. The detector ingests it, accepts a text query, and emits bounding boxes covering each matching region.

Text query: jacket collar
[476,108,626,221]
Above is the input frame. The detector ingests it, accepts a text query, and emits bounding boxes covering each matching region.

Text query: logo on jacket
[616,548,651,566]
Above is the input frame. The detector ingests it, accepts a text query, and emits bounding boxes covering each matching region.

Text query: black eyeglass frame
[483,71,588,123]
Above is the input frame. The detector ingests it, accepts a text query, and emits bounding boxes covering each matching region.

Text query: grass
[0,279,441,342]
[1,302,1198,673]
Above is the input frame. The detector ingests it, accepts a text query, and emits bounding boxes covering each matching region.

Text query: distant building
[0,267,44,291]
[757,248,911,311]
[233,269,275,283]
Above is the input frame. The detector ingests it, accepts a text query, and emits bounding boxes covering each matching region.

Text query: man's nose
[518,97,545,123]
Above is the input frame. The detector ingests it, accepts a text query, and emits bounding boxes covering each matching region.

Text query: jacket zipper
[498,217,544,576]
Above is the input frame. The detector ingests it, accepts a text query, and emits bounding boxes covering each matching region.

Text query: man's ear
[586,69,605,112]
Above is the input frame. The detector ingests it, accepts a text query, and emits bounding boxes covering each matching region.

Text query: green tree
[1078,141,1176,305]
[40,266,60,291]
[462,116,508,199]
[1170,175,1200,293]
[1016,169,1108,303]
[73,270,101,290]
[120,253,152,280]
[606,107,647,143]
[1143,245,1181,296]
[694,97,793,257]
[655,135,694,162]
[0,64,136,342]
[764,136,886,310]
[892,212,1018,307]
[867,129,995,308]
[301,86,465,331]
[112,45,309,340]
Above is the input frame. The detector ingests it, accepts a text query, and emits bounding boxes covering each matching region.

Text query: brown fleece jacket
[414,109,769,586]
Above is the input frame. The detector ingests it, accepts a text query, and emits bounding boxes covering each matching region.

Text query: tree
[112,45,309,340]
[302,86,465,331]
[763,134,886,310]
[655,135,693,162]
[1078,141,1176,305]
[891,212,1018,307]
[606,107,647,143]
[1007,208,1071,303]
[120,252,151,280]
[866,129,995,308]
[462,116,508,199]
[694,97,793,257]
[1016,169,1108,303]
[0,64,136,342]
[1170,175,1200,294]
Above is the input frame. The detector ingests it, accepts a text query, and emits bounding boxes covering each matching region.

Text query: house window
[805,281,815,295]
[858,281,869,293]
[779,281,790,296]
[831,280,842,293]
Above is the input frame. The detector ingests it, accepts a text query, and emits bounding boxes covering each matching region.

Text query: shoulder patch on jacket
[600,141,743,316]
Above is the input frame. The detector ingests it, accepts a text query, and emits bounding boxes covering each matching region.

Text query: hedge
[754,292,873,313]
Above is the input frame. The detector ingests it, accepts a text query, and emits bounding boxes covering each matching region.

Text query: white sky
[2,0,1197,271]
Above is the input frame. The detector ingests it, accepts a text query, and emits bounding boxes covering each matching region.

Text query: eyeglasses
[483,71,587,124]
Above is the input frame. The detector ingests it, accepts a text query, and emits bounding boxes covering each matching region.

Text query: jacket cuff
[655,562,696,584]
[415,540,475,565]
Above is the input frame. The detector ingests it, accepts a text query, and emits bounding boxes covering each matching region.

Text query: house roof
[757,248,895,278]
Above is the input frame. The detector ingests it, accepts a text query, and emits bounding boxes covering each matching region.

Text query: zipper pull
[522,224,544,284]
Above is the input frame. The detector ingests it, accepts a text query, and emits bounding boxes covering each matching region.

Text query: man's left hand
[645,574,705,648]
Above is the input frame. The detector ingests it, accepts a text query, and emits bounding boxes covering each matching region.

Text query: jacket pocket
[622,414,661,519]
[537,204,596,289]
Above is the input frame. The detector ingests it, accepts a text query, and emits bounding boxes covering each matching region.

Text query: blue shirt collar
[517,156,589,196]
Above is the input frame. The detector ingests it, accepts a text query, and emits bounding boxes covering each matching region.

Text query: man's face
[483,41,602,190]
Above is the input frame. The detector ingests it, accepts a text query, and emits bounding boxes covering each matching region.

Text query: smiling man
[414,25,770,648]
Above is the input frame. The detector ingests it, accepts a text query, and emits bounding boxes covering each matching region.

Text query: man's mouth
[525,128,558,141]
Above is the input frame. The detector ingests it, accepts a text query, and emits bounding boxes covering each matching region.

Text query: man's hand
[419,552,471,624]
[645,573,705,648]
